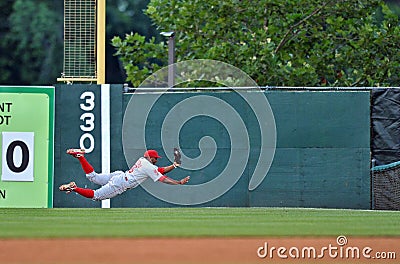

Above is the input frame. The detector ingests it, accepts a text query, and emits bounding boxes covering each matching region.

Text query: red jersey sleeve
[158,175,167,182]
[158,167,165,174]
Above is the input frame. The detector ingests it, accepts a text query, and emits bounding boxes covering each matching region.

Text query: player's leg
[66,149,94,174]
[59,172,128,200]
[74,186,94,198]
[92,173,129,200]
[59,181,94,199]
[86,171,124,186]
[60,178,124,201]
[66,148,114,185]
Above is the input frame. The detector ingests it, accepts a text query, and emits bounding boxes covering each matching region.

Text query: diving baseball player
[59,148,190,200]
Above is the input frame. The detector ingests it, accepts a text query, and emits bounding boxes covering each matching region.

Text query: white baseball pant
[85,171,140,201]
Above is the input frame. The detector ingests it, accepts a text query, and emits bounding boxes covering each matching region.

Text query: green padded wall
[54,84,102,207]
[54,84,124,208]
[110,90,370,208]
[250,91,371,208]
[53,87,370,208]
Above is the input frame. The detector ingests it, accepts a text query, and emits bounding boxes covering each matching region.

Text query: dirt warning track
[0,237,398,264]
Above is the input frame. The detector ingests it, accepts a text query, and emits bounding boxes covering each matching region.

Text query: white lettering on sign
[79,91,95,153]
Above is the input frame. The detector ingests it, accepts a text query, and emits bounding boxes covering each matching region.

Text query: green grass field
[0,207,399,238]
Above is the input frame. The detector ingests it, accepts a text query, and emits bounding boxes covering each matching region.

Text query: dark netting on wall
[372,161,400,210]
[371,88,400,210]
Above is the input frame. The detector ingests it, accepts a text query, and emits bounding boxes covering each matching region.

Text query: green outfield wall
[251,91,370,208]
[53,84,125,208]
[0,86,54,208]
[53,85,370,209]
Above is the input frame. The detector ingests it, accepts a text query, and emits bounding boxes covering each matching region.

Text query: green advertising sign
[0,86,54,208]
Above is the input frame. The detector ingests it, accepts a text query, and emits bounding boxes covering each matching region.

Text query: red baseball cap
[144,150,161,159]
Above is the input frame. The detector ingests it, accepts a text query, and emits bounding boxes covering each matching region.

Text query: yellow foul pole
[97,0,106,84]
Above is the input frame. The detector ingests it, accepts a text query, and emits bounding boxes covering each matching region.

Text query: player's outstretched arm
[159,162,180,174]
[160,176,190,185]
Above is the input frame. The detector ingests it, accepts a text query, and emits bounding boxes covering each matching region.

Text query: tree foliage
[112,0,400,87]
[106,0,160,83]
[1,0,63,84]
[0,0,156,85]
[0,0,15,83]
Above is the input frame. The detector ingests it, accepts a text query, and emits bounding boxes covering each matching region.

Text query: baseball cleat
[59,181,77,194]
[66,148,85,158]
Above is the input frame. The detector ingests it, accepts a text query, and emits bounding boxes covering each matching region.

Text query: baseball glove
[173,147,181,165]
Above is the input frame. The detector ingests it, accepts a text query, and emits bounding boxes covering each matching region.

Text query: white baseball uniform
[85,157,163,201]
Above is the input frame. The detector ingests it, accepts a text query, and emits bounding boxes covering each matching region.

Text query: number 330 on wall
[79,91,95,154]
[1,132,34,182]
